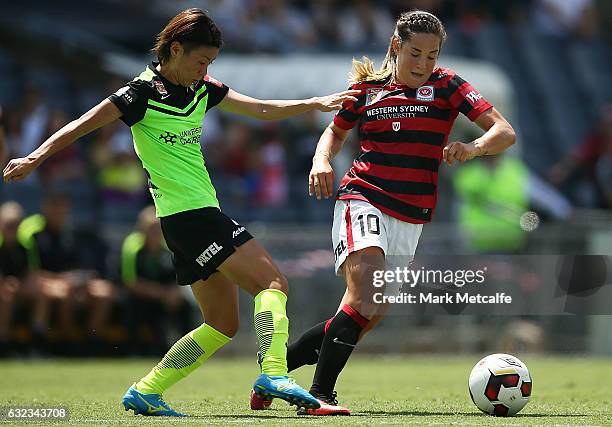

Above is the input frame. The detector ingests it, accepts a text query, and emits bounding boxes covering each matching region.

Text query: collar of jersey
[149,62,186,91]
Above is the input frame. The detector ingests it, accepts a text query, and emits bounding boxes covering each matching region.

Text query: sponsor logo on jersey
[232,226,246,239]
[416,85,434,101]
[159,131,178,146]
[158,127,202,146]
[196,242,224,266]
[365,88,383,106]
[115,86,133,104]
[204,75,223,87]
[334,240,347,261]
[365,105,429,121]
[392,121,400,132]
[153,80,169,98]
[465,90,483,104]
[149,188,163,199]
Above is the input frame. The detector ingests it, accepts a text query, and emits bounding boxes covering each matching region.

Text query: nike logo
[332,337,356,347]
[137,395,166,413]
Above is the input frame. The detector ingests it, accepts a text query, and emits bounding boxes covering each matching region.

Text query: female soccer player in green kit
[2,8,359,417]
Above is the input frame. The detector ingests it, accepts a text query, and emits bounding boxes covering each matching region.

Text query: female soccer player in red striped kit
[250,10,516,415]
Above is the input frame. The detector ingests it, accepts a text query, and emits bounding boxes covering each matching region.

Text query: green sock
[135,323,231,395]
[254,289,289,376]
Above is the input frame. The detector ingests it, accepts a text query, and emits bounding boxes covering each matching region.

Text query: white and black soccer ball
[468,353,532,416]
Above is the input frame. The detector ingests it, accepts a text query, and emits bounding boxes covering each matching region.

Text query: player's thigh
[160,207,255,288]
[191,273,240,337]
[342,246,385,319]
[217,239,288,297]
[386,216,423,272]
[332,199,388,277]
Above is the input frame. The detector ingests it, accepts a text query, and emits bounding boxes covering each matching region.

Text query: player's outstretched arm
[217,89,360,120]
[443,107,516,165]
[3,100,122,182]
[309,122,350,200]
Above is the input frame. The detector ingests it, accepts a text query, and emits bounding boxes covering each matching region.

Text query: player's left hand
[312,90,361,112]
[443,141,483,165]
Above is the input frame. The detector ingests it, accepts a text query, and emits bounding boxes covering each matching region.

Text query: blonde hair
[349,10,447,84]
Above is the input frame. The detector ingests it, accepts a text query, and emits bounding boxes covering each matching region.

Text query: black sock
[287,320,328,372]
[310,306,368,398]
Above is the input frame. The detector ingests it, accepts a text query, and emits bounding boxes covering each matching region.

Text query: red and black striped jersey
[333,67,492,224]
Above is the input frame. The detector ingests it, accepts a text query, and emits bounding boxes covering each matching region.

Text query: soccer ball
[468,353,532,416]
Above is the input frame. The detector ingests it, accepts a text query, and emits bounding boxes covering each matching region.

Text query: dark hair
[153,8,223,64]
[350,10,447,83]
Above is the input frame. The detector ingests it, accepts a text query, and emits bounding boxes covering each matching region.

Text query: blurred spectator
[282,112,325,216]
[454,155,530,253]
[0,104,6,167]
[121,206,193,355]
[90,121,146,221]
[596,0,612,42]
[38,109,87,186]
[548,104,612,208]
[18,192,115,354]
[455,153,572,253]
[250,0,317,52]
[208,0,255,52]
[0,202,29,356]
[533,0,598,39]
[17,86,48,161]
[255,126,289,207]
[337,0,395,51]
[3,107,22,161]
[309,0,340,49]
[594,130,612,209]
[218,122,259,208]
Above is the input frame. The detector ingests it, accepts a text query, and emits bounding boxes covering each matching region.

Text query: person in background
[0,201,29,356]
[0,104,7,167]
[17,192,115,354]
[121,206,193,355]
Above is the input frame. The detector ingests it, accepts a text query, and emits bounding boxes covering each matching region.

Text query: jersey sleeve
[333,84,366,130]
[203,75,230,112]
[108,80,150,127]
[447,74,492,121]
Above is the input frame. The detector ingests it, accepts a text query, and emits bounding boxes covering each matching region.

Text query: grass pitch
[1,356,611,426]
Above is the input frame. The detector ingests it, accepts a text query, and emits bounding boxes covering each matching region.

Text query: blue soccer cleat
[252,374,320,409]
[122,384,186,417]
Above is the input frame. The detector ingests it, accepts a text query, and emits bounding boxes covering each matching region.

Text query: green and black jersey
[108,63,229,217]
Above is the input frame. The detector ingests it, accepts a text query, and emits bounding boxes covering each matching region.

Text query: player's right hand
[309,157,334,200]
[3,157,39,182]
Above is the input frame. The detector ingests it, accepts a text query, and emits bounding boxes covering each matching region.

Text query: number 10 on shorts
[357,214,381,236]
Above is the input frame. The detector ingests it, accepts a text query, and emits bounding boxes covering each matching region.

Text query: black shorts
[160,207,253,285]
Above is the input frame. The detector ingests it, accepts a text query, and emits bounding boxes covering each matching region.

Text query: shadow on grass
[357,410,589,418]
[170,411,589,420]
[187,414,303,420]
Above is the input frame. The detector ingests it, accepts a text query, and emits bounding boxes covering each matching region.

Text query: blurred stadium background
[0,0,611,361]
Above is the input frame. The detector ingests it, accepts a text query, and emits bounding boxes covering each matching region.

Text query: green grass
[1,356,611,426]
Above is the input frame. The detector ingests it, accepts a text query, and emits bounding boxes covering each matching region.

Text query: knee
[207,316,240,338]
[255,271,288,296]
[271,274,289,295]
